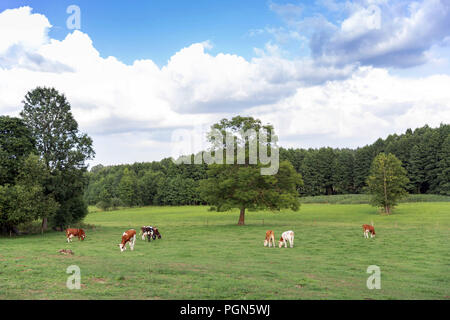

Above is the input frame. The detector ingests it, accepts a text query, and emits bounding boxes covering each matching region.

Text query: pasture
[0,202,449,299]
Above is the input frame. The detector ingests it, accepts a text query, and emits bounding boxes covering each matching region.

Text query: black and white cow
[139,225,162,242]
[140,226,154,241]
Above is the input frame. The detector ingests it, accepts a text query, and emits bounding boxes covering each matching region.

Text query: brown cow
[264,230,275,247]
[119,229,136,252]
[362,224,376,238]
[66,228,86,242]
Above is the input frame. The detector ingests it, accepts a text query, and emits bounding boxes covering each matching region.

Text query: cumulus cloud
[317,0,450,68]
[0,6,449,165]
[271,0,450,69]
[0,6,73,72]
[250,67,450,148]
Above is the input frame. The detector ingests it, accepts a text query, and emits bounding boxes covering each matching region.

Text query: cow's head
[80,229,86,240]
[264,240,268,247]
[278,238,284,248]
[118,243,126,252]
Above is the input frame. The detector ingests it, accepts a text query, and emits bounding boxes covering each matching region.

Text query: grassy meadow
[0,202,449,299]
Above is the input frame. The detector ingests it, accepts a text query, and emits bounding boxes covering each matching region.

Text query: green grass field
[0,203,449,299]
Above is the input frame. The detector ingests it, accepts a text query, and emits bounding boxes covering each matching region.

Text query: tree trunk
[383,166,388,214]
[41,217,48,233]
[238,207,245,225]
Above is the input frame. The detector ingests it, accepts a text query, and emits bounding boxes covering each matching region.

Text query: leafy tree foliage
[199,116,303,225]
[0,155,58,234]
[280,124,449,196]
[20,87,95,230]
[0,116,35,186]
[366,153,409,214]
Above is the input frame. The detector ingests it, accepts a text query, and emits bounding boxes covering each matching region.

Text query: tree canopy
[20,87,95,230]
[199,116,303,225]
[366,153,409,214]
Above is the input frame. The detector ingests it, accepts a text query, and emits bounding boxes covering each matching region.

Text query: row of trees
[84,160,208,210]
[280,124,450,196]
[0,87,94,234]
[86,123,449,212]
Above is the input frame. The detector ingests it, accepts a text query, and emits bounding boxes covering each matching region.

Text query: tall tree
[366,153,409,214]
[199,116,303,225]
[20,87,95,230]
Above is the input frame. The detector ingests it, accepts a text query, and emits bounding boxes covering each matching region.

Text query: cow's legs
[129,235,136,250]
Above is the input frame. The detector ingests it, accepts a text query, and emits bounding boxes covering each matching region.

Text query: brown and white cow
[119,229,136,252]
[152,227,162,240]
[263,230,275,247]
[362,224,376,238]
[278,230,294,248]
[66,228,86,242]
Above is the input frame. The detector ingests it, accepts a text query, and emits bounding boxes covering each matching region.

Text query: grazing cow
[140,225,162,241]
[140,226,154,241]
[263,230,275,247]
[66,228,86,242]
[152,227,162,239]
[362,224,376,238]
[278,230,294,248]
[119,229,136,252]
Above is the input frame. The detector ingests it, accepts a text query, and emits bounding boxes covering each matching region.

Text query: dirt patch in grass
[92,277,107,284]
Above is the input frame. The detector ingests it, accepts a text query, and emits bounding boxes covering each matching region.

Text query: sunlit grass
[0,202,449,299]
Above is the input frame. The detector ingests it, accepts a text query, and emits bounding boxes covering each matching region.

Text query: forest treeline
[85,124,450,209]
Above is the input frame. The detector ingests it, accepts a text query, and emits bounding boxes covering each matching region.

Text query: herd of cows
[65,225,162,252]
[263,224,375,248]
[65,223,375,252]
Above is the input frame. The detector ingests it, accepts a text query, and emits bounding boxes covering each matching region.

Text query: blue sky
[0,0,449,165]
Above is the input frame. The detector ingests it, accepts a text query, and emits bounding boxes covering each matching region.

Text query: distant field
[0,203,449,299]
[300,193,450,204]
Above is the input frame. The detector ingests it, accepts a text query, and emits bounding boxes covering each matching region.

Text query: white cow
[278,230,294,248]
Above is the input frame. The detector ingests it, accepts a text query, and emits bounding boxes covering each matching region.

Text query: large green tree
[199,116,303,225]
[366,153,409,214]
[20,87,95,230]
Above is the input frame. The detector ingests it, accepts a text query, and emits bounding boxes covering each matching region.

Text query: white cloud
[311,0,450,68]
[250,67,450,148]
[0,6,50,53]
[0,6,449,166]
